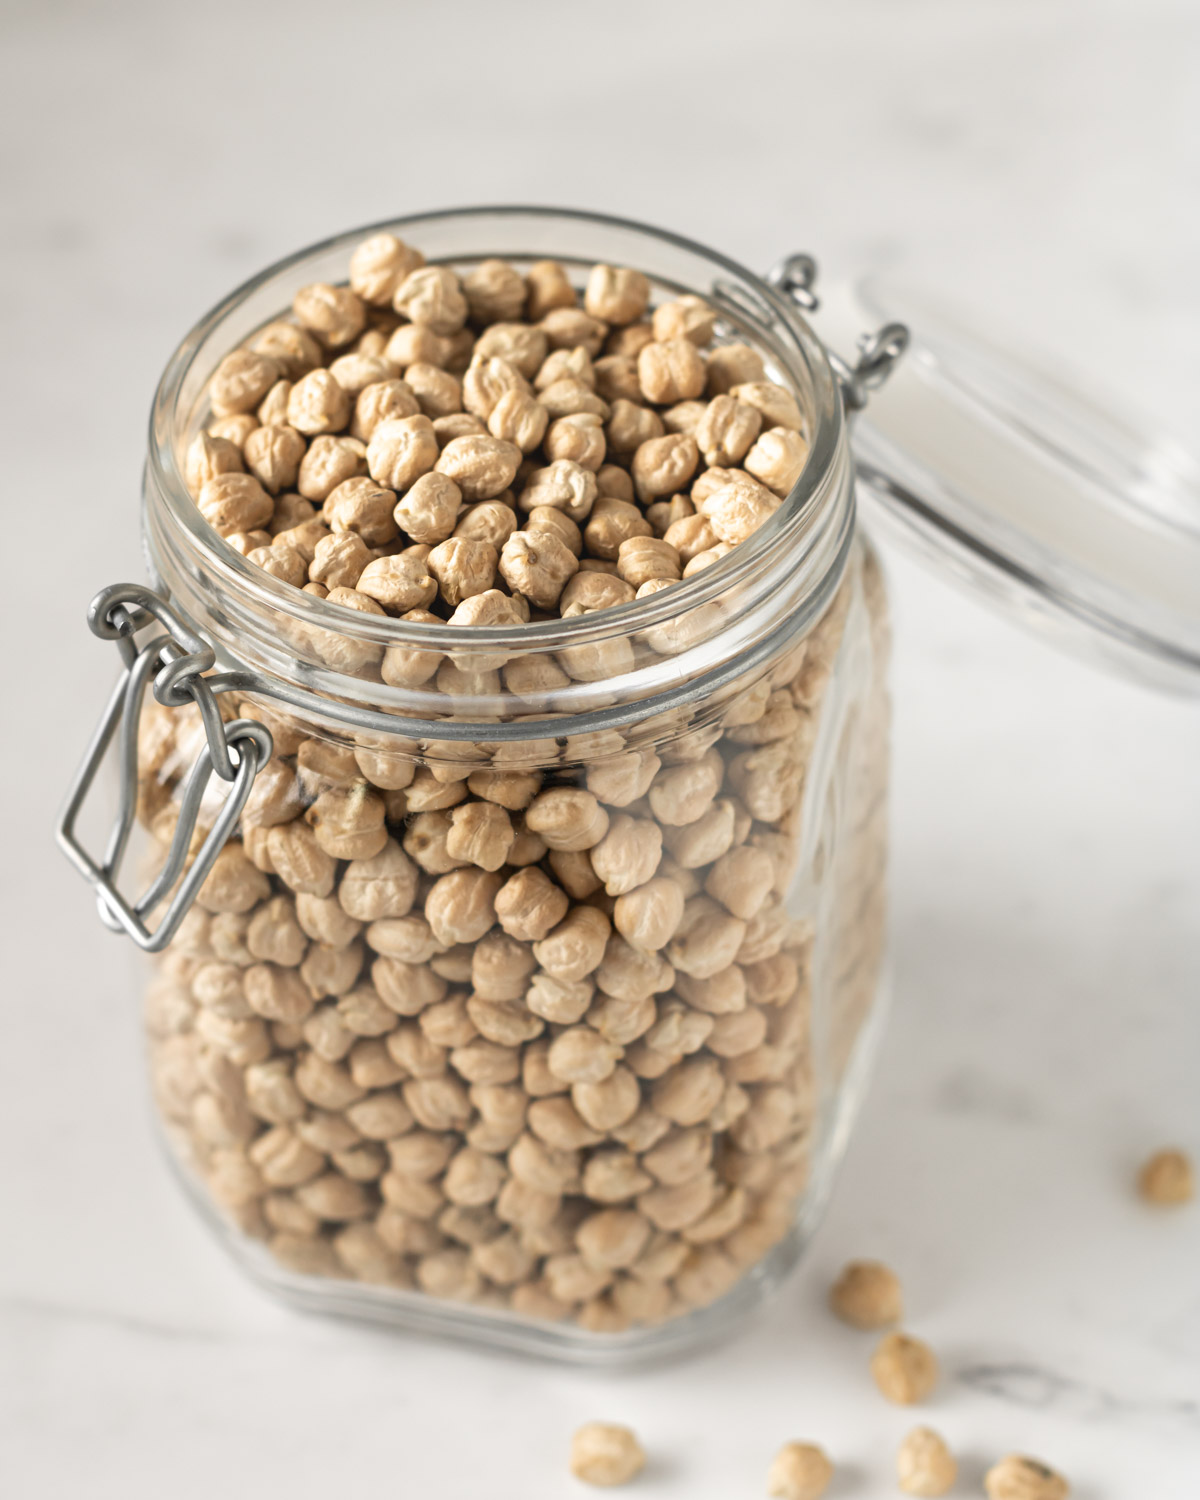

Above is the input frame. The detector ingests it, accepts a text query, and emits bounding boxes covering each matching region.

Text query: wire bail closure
[56,583,272,953]
[768,252,909,412]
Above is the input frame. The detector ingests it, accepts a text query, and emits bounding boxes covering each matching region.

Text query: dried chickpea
[185,430,243,495]
[288,369,351,435]
[652,295,715,346]
[393,265,468,335]
[744,427,809,497]
[349,232,424,306]
[585,265,650,325]
[463,258,527,325]
[896,1428,957,1497]
[298,435,367,502]
[427,537,498,606]
[544,412,606,472]
[367,414,438,490]
[983,1456,1069,1500]
[251,321,323,379]
[1138,1147,1194,1204]
[638,338,706,404]
[871,1332,939,1405]
[524,260,576,321]
[498,529,578,608]
[352,378,420,442]
[631,432,699,502]
[766,1442,834,1500]
[829,1259,903,1328]
[293,283,366,348]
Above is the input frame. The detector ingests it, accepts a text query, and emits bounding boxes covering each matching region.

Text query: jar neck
[143,207,855,745]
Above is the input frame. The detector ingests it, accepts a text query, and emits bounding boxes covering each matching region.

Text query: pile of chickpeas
[141,232,891,1333]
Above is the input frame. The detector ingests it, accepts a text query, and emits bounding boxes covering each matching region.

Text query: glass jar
[59,207,1197,1362]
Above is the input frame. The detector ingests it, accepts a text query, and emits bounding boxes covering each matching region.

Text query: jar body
[140,537,888,1356]
[129,208,891,1358]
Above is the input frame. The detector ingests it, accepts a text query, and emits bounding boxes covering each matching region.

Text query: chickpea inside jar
[56,207,910,1358]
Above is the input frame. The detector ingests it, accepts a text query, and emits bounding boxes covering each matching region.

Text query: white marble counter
[1,2,1198,1495]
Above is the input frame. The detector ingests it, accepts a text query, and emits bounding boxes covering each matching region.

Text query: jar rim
[147,204,848,660]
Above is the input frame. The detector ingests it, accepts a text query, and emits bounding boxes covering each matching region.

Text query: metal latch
[56,583,272,952]
[768,252,909,412]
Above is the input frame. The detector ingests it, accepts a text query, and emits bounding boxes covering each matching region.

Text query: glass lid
[809,278,1200,696]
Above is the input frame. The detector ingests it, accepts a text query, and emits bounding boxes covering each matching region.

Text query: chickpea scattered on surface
[896,1427,957,1497]
[766,1442,834,1500]
[1137,1147,1194,1205]
[569,1422,646,1487]
[829,1258,903,1328]
[870,1331,939,1405]
[984,1454,1070,1500]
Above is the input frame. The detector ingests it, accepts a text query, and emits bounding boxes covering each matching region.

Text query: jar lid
[810,276,1200,694]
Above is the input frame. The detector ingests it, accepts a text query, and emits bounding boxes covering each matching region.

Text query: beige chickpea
[272,516,328,562]
[498,529,579,608]
[390,470,462,545]
[614,535,679,589]
[424,868,502,947]
[649,1056,724,1128]
[453,499,519,549]
[293,283,366,348]
[705,844,777,921]
[547,1027,622,1085]
[185,430,244,496]
[644,1001,713,1058]
[468,320,546,379]
[535,346,594,390]
[544,412,606,472]
[207,412,258,446]
[595,936,673,1007]
[404,362,463,419]
[766,1442,834,1500]
[590,815,663,897]
[210,349,281,417]
[322,475,399,546]
[539,305,608,356]
[266,820,337,897]
[356,550,438,614]
[287,369,351,435]
[392,265,468,335]
[487,387,549,453]
[724,378,804,436]
[537,377,608,421]
[525,788,609,852]
[308,530,371,590]
[593,354,643,406]
[648,751,724,826]
[467,768,541,811]
[695,394,763,467]
[567,1420,647,1489]
[518,458,598,523]
[434,434,522,501]
[572,1064,641,1132]
[298,434,368,502]
[256,378,293,428]
[295,891,362,949]
[306,784,388,861]
[526,974,593,1030]
[581,499,651,562]
[637,339,706,405]
[251,321,324,379]
[652,295,716,346]
[666,896,746,978]
[523,259,576,321]
[630,432,699,503]
[366,414,438,491]
[983,1455,1069,1500]
[744,427,810,498]
[426,536,498,606]
[462,258,526,324]
[329,351,399,398]
[584,265,650,326]
[871,1332,939,1404]
[444,800,514,872]
[896,1428,957,1497]
[706,343,766,395]
[493,867,570,943]
[351,378,421,442]
[197,473,274,538]
[532,904,611,982]
[385,323,454,370]
[349,232,424,306]
[612,877,685,954]
[586,749,660,809]
[246,544,306,586]
[470,934,536,1004]
[380,608,443,688]
[662,512,717,563]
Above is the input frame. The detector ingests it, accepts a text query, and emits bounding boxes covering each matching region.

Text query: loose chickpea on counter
[138,224,892,1341]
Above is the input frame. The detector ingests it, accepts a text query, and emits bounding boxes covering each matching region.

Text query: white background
[2,2,1198,1495]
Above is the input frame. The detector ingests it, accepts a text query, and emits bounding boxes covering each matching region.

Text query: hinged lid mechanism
[778,263,1200,695]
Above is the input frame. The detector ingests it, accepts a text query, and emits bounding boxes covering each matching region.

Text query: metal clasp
[768,252,909,413]
[56,584,272,952]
